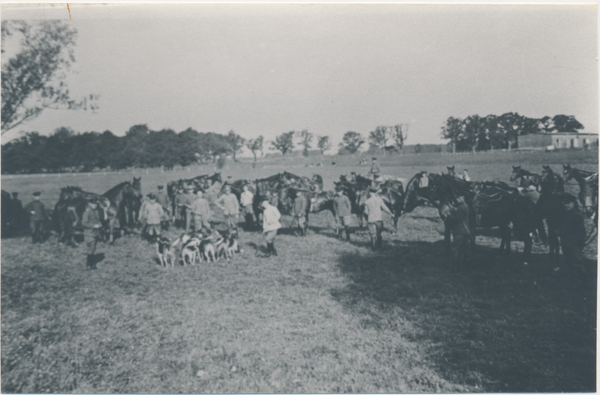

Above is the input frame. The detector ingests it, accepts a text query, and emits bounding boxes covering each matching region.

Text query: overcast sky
[2,3,598,150]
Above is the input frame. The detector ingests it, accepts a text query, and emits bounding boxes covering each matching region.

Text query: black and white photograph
[1,3,598,393]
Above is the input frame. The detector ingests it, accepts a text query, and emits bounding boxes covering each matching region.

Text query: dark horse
[54,181,140,245]
[510,166,542,190]
[562,164,598,226]
[404,172,474,250]
[334,175,404,233]
[540,165,565,195]
[472,181,537,261]
[167,173,222,215]
[53,186,107,246]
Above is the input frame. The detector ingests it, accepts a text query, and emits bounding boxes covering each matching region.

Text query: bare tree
[226,130,245,162]
[298,129,313,157]
[368,126,390,155]
[392,124,409,154]
[246,136,264,163]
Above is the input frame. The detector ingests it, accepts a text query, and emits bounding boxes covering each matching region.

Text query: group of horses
[53,177,142,246]
[4,162,597,268]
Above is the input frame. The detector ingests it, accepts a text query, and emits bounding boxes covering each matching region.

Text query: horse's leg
[522,236,532,264]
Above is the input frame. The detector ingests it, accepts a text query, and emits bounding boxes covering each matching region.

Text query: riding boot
[338,229,345,240]
[263,243,272,258]
[345,227,351,241]
[371,237,377,250]
[86,254,96,269]
[303,225,308,236]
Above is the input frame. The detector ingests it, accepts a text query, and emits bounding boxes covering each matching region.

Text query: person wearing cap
[293,189,308,236]
[188,189,211,233]
[140,193,164,243]
[558,194,586,270]
[240,184,256,229]
[24,191,48,244]
[260,196,281,257]
[363,187,392,250]
[216,185,240,229]
[177,184,196,232]
[82,198,103,269]
[156,185,171,231]
[333,186,352,241]
[369,157,381,179]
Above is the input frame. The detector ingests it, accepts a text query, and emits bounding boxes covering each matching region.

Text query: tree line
[441,113,585,153]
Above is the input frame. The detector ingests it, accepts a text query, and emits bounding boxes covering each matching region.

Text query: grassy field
[2,150,597,393]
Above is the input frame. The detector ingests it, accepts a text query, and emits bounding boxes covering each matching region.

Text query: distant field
[1,149,597,393]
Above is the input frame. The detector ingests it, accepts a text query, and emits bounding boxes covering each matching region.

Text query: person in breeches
[293,190,308,236]
[363,187,392,250]
[24,191,47,244]
[369,157,381,179]
[141,194,164,243]
[333,186,352,241]
[189,189,212,233]
[260,197,281,258]
[177,185,196,233]
[82,198,103,269]
[156,185,171,231]
[240,185,256,229]
[216,185,240,229]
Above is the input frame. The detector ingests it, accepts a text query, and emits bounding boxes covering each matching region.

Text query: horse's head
[447,166,456,176]
[562,164,573,181]
[132,177,142,192]
[210,172,222,185]
[403,172,431,213]
[510,166,522,182]
[309,191,332,213]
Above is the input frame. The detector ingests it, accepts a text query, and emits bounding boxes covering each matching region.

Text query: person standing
[24,191,47,244]
[177,185,196,233]
[216,185,240,229]
[140,194,164,243]
[260,197,281,257]
[189,189,211,233]
[369,157,381,179]
[559,194,587,271]
[462,169,471,182]
[293,189,308,236]
[155,185,171,231]
[11,192,23,232]
[333,187,353,241]
[240,184,256,229]
[363,187,392,250]
[82,198,103,269]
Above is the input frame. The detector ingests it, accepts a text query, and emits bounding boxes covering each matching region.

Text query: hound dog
[171,233,202,266]
[224,228,241,259]
[156,235,176,267]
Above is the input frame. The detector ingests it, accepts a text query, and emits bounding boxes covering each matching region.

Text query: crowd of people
[3,157,592,270]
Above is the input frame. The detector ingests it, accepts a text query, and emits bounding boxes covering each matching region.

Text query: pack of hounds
[155,228,242,267]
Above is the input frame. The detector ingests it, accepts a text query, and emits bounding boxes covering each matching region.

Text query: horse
[447,166,457,177]
[334,175,404,232]
[510,166,542,191]
[2,190,12,237]
[102,181,141,243]
[126,177,143,227]
[426,173,475,264]
[540,165,565,195]
[472,181,537,261]
[167,173,222,214]
[562,165,598,217]
[53,186,109,246]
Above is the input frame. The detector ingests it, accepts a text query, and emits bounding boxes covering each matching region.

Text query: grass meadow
[1,149,597,393]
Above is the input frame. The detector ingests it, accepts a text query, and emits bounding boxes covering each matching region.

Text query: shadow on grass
[331,240,597,393]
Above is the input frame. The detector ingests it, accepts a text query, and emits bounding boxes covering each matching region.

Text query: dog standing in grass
[156,235,176,267]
